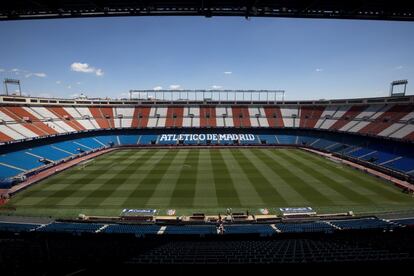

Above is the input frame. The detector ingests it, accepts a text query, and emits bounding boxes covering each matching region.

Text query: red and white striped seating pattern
[0,104,413,143]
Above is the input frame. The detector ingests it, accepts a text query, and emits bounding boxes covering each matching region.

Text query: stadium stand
[0,95,413,219]
[163,225,217,235]
[103,224,161,235]
[223,224,276,236]
[0,222,41,232]
[392,218,414,227]
[0,116,413,181]
[36,222,104,233]
[0,217,408,235]
[1,99,414,142]
[275,221,335,233]
[327,217,395,230]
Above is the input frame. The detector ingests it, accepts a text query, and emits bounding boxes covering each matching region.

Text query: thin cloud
[223,71,232,75]
[153,86,163,90]
[95,69,104,76]
[315,68,324,72]
[56,80,61,84]
[0,68,5,72]
[212,85,222,89]
[394,65,403,70]
[25,72,47,78]
[169,84,181,90]
[70,62,104,77]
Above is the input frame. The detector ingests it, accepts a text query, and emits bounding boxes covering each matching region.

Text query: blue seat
[103,224,161,235]
[224,224,275,236]
[348,148,375,158]
[0,164,24,180]
[276,135,296,144]
[275,222,334,233]
[75,137,105,149]
[164,225,217,235]
[297,136,318,146]
[311,139,336,150]
[139,135,157,145]
[328,218,393,230]
[53,141,85,154]
[27,145,72,161]
[36,222,104,233]
[365,152,397,164]
[258,135,277,144]
[0,151,43,170]
[0,222,41,232]
[391,218,414,227]
[94,135,119,146]
[118,135,139,145]
[384,157,414,173]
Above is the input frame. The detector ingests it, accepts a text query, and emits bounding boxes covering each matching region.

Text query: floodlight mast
[3,78,22,96]
[390,80,408,97]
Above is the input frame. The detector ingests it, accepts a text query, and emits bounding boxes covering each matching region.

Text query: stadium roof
[1,0,414,21]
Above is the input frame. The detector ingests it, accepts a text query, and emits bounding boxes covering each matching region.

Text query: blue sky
[0,16,413,100]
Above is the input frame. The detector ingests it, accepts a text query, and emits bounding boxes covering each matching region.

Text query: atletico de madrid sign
[159,133,256,142]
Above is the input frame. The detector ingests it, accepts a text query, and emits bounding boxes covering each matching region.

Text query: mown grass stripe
[28,150,134,207]
[193,149,219,207]
[5,148,413,219]
[219,149,264,206]
[123,149,182,207]
[279,149,375,205]
[76,149,157,207]
[12,150,133,205]
[210,149,242,207]
[169,149,200,207]
[246,149,308,206]
[231,149,288,206]
[144,149,191,208]
[295,149,413,203]
[268,150,346,202]
[261,149,334,205]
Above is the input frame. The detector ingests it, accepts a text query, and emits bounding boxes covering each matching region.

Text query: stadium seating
[163,225,217,235]
[1,102,414,143]
[36,222,104,233]
[223,224,276,236]
[257,135,277,144]
[276,135,297,144]
[0,150,43,170]
[328,217,394,230]
[0,222,41,232]
[0,218,409,237]
[102,224,161,235]
[0,164,24,180]
[118,134,140,145]
[139,135,157,145]
[274,221,335,233]
[1,97,414,181]
[391,218,414,227]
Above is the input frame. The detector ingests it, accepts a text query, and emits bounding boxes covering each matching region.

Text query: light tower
[390,80,408,97]
[3,78,22,96]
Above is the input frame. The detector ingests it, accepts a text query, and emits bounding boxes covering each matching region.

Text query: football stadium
[1,96,414,218]
[1,0,414,272]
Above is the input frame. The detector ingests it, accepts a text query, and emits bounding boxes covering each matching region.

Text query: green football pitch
[2,148,413,218]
